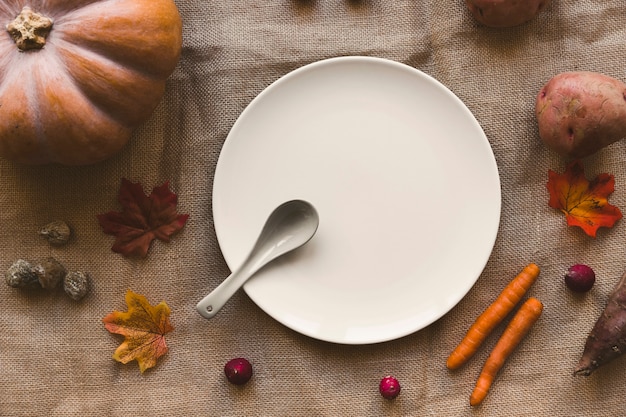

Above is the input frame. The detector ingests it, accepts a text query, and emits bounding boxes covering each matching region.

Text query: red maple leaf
[547,160,622,238]
[97,178,189,257]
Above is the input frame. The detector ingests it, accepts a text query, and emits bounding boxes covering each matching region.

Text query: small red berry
[565,264,596,293]
[224,357,253,385]
[379,375,401,399]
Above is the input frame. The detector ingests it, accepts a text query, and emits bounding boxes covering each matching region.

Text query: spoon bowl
[196,199,319,319]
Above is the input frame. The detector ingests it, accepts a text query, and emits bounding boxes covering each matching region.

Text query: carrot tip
[470,391,486,407]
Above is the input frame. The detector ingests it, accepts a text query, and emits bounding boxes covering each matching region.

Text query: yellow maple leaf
[103,290,174,373]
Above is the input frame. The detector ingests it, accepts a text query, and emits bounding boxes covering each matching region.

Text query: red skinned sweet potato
[575,271,626,376]
[536,71,626,159]
[466,0,550,28]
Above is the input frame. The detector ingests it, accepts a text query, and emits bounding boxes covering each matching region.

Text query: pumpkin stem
[6,6,53,51]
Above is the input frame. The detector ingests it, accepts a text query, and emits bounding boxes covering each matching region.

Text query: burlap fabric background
[2,1,626,415]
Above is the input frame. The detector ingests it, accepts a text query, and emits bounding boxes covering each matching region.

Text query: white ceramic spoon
[196,199,319,319]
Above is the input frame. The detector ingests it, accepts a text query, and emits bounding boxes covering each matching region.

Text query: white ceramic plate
[212,56,501,344]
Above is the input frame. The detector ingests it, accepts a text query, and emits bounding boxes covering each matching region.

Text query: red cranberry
[379,375,401,399]
[224,357,253,385]
[565,264,595,293]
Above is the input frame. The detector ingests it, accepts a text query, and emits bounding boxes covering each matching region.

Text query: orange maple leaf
[103,290,174,373]
[547,160,622,237]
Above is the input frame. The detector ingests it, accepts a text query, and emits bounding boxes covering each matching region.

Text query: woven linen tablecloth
[3,1,626,416]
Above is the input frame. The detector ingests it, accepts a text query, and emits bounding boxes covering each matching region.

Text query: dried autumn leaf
[97,178,189,257]
[547,160,622,237]
[103,290,174,373]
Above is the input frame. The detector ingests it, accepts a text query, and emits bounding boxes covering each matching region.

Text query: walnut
[5,259,39,288]
[33,257,67,290]
[38,220,71,246]
[63,271,90,301]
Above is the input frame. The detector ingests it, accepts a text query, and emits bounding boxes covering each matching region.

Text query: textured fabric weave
[2,1,626,415]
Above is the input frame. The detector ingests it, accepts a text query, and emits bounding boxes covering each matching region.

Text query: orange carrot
[446,263,540,370]
[469,297,543,406]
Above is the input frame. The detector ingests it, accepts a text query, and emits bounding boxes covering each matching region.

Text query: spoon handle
[196,269,253,319]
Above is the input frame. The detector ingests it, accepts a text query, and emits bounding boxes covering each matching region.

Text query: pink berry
[565,264,595,293]
[379,375,401,399]
[224,357,253,385]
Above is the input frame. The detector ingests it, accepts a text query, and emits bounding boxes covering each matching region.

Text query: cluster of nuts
[4,220,90,301]
[5,257,90,300]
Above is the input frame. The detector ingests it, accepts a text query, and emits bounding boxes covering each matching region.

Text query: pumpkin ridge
[53,38,166,128]
[51,0,182,79]
[52,30,180,81]
[30,47,132,164]
[0,55,54,164]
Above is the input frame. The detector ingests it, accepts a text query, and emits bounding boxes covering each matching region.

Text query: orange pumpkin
[0,0,182,165]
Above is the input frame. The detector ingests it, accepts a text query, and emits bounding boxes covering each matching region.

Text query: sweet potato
[536,71,626,159]
[575,271,626,376]
[466,0,550,28]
